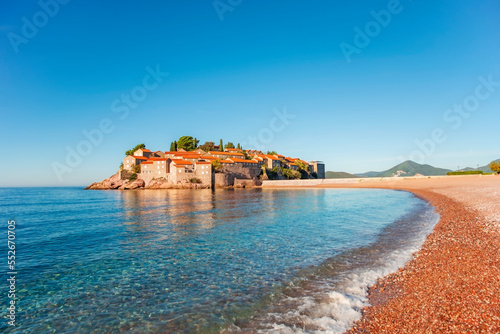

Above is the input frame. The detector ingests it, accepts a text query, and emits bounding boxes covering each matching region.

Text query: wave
[226,198,439,333]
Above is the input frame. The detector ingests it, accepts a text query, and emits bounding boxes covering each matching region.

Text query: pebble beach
[314,175,500,333]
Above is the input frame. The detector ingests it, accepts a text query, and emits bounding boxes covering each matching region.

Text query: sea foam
[232,204,439,334]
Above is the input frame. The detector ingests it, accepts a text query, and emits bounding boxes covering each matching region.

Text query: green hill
[355,160,451,178]
[325,171,359,179]
[463,159,499,173]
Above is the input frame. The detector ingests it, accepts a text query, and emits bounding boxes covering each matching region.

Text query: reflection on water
[120,189,217,230]
[0,187,427,333]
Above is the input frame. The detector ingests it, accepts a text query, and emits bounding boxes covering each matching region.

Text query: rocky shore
[84,172,261,190]
[311,175,500,333]
[85,173,211,190]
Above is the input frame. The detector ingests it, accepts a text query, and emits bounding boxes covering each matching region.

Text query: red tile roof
[177,154,201,159]
[229,158,258,164]
[219,159,234,164]
[164,151,198,155]
[208,151,245,157]
[138,149,151,152]
[178,151,199,155]
[264,155,279,161]
[147,157,169,161]
[173,161,193,166]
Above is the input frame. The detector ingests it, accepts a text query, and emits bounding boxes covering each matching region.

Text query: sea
[0,187,438,333]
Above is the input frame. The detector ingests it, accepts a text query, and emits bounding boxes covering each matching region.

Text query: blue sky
[1,0,499,186]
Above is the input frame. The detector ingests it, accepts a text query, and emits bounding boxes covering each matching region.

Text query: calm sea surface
[0,187,438,333]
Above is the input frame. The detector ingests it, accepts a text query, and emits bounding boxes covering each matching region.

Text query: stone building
[207,151,245,160]
[123,156,148,170]
[134,148,153,158]
[262,155,280,169]
[120,145,324,187]
[309,161,326,179]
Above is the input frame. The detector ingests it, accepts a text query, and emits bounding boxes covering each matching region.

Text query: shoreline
[266,175,500,332]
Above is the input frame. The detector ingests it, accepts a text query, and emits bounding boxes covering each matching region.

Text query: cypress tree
[219,139,223,152]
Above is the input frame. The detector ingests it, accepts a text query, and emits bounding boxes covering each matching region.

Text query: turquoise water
[0,187,437,333]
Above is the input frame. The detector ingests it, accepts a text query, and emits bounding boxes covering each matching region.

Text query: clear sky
[1,0,499,186]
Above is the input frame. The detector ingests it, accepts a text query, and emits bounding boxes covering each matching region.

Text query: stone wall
[214,173,233,188]
[234,178,262,188]
[118,169,133,180]
[261,177,416,187]
[223,164,261,180]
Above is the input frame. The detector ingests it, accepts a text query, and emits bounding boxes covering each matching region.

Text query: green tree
[177,136,197,151]
[282,168,301,180]
[199,141,215,152]
[266,150,278,155]
[266,166,280,180]
[132,164,141,173]
[169,141,177,152]
[212,160,223,173]
[225,142,235,149]
[193,137,199,149]
[125,143,146,156]
[219,139,224,152]
[490,161,500,174]
[295,160,309,172]
[237,143,241,150]
[243,151,252,160]
[294,160,310,179]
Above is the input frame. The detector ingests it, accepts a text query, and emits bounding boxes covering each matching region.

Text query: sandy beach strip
[265,175,500,332]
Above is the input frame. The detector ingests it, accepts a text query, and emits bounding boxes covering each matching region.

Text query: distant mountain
[325,171,359,179]
[462,159,499,173]
[355,160,451,178]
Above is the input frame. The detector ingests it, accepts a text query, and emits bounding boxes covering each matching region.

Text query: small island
[86,136,325,190]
